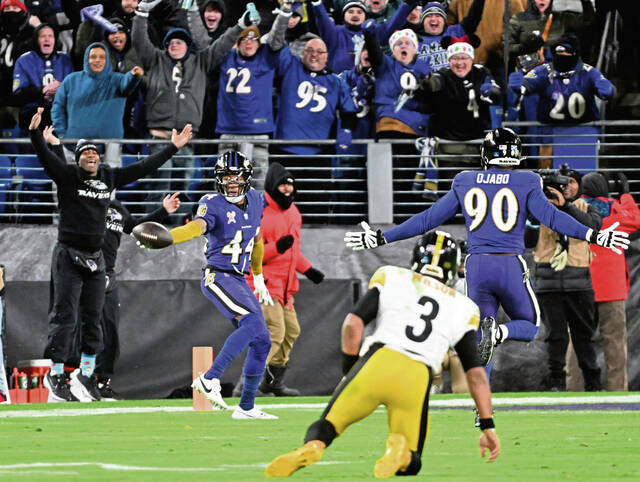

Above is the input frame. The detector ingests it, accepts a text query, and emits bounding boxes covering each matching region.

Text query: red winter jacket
[588,193,640,302]
[246,192,312,307]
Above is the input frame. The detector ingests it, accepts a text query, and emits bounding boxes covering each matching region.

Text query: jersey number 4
[221,230,254,265]
[464,187,519,233]
[406,296,439,343]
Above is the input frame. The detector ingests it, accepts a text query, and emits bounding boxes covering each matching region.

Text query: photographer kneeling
[528,166,603,391]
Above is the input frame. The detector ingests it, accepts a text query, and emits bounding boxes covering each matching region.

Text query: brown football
[132,221,173,249]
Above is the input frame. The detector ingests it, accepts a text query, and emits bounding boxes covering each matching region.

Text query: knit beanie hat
[389,29,418,50]
[420,2,446,23]
[75,140,100,163]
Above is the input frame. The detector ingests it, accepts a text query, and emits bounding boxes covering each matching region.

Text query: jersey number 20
[464,187,519,232]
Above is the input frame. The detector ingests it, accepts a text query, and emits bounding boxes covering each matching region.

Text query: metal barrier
[1,122,639,225]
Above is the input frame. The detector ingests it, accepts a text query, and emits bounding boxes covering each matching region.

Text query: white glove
[344,221,387,251]
[549,242,568,271]
[135,0,161,17]
[253,273,274,306]
[586,221,630,255]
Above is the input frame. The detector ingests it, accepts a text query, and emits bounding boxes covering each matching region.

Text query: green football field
[1,393,640,481]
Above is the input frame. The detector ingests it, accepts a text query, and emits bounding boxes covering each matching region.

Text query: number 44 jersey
[195,189,264,275]
[360,266,480,370]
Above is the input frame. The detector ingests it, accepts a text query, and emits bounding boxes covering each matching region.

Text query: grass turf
[1,394,639,481]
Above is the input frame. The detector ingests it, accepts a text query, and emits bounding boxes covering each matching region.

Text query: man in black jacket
[28,106,192,402]
[66,193,181,400]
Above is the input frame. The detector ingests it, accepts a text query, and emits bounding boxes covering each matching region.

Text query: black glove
[616,172,630,195]
[304,267,325,284]
[276,235,294,254]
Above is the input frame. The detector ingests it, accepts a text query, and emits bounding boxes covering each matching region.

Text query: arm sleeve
[250,238,264,275]
[592,69,614,100]
[295,251,313,275]
[384,189,460,243]
[50,82,68,138]
[12,59,44,104]
[187,8,212,51]
[364,31,384,70]
[267,9,290,52]
[126,206,170,234]
[617,194,640,232]
[527,186,589,240]
[454,330,483,371]
[350,287,380,326]
[131,15,160,71]
[29,128,68,183]
[75,21,96,61]
[114,144,179,187]
[460,0,485,35]
[203,23,243,72]
[170,220,203,244]
[561,201,602,231]
[118,71,141,96]
[376,1,412,44]
[311,1,337,49]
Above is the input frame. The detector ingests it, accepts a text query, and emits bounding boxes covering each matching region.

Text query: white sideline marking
[0,461,354,472]
[0,394,638,418]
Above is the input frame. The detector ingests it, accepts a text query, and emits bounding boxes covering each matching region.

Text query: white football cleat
[232,406,278,419]
[191,374,229,410]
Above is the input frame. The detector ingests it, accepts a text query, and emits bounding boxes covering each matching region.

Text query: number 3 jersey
[359,266,479,370]
[195,189,264,275]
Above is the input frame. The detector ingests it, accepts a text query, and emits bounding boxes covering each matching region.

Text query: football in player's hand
[132,221,173,249]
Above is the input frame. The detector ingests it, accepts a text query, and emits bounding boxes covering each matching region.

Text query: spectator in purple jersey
[210,6,289,190]
[344,128,630,393]
[12,23,73,133]
[311,0,415,74]
[272,36,358,221]
[364,27,430,214]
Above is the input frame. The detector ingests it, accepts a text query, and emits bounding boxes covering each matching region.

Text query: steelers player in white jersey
[266,231,500,479]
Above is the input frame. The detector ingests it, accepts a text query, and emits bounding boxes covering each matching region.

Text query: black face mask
[271,186,294,210]
[1,11,26,34]
[553,54,578,73]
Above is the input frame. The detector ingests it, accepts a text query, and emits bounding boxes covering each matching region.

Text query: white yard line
[0,461,354,472]
[0,394,639,418]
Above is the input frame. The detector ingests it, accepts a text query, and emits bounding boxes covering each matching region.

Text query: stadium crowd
[0,0,634,216]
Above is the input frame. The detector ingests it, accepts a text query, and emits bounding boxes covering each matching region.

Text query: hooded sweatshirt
[132,15,242,134]
[51,42,140,139]
[245,162,312,307]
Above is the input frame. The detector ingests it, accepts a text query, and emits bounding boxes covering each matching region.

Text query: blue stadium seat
[15,155,54,223]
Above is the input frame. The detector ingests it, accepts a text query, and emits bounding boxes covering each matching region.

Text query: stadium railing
[0,121,638,225]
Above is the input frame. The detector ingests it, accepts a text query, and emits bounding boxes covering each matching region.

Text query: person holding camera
[565,172,640,391]
[528,166,602,391]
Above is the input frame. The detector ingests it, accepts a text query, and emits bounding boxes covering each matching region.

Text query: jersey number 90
[463,187,519,233]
